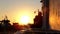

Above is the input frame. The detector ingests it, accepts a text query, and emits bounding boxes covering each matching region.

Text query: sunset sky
[0,0,60,30]
[0,0,42,24]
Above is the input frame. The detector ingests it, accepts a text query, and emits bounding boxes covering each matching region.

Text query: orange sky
[0,0,42,25]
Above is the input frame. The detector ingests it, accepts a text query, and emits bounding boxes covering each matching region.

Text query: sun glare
[19,16,29,25]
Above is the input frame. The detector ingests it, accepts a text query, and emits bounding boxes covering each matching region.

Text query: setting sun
[19,16,30,25]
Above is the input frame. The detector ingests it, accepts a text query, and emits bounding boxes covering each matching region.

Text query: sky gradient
[0,0,42,24]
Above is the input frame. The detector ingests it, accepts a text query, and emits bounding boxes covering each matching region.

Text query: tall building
[34,9,42,28]
[41,0,60,30]
[40,0,50,30]
[49,0,60,30]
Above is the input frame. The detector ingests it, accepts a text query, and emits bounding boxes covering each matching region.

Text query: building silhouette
[40,0,60,30]
[30,9,43,28]
[31,0,50,30]
[40,0,50,30]
[34,9,42,28]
